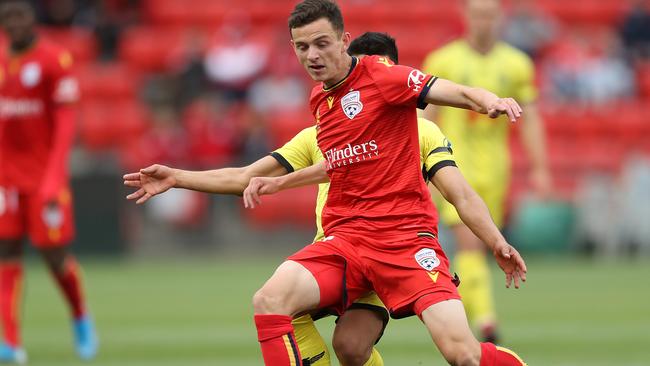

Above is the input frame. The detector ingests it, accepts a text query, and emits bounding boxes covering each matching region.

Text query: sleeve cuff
[269,152,294,173]
[427,160,457,180]
[417,76,438,110]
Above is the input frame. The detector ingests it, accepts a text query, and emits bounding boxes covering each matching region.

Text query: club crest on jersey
[42,205,64,229]
[415,248,440,271]
[407,69,427,92]
[341,90,363,119]
[21,62,41,88]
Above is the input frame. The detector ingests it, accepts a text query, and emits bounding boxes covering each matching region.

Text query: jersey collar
[322,56,358,92]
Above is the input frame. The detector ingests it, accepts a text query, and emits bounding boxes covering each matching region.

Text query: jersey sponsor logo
[42,204,64,229]
[376,57,393,67]
[407,69,427,92]
[0,97,44,117]
[341,90,363,119]
[415,248,440,271]
[324,140,379,169]
[20,62,41,88]
[327,96,334,109]
[54,76,80,103]
[428,271,439,283]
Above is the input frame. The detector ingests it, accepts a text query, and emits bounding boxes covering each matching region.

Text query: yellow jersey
[272,118,455,242]
[421,39,537,189]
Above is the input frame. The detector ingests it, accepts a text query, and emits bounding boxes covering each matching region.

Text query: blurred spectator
[203,10,270,100]
[182,93,241,168]
[168,30,209,108]
[247,55,307,114]
[620,0,650,60]
[542,28,634,104]
[502,0,557,58]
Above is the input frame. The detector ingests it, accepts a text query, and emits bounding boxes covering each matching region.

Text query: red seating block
[77,62,139,99]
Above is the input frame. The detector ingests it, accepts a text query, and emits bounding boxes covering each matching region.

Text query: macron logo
[325,140,379,169]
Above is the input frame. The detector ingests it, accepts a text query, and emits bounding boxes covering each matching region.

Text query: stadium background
[3,0,650,364]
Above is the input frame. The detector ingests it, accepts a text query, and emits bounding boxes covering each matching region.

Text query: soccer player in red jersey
[243,1,528,365]
[0,0,97,362]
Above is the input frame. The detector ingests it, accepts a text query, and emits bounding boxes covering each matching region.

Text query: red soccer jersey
[311,55,439,236]
[0,38,79,193]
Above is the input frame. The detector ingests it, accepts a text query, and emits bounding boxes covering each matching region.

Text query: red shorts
[0,185,75,247]
[288,231,460,319]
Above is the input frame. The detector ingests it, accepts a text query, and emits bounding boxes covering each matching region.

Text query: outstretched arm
[431,166,527,289]
[124,156,287,204]
[424,78,523,122]
[243,161,329,208]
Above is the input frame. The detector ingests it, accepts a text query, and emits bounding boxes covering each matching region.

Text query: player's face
[0,2,35,46]
[291,18,351,86]
[465,0,501,39]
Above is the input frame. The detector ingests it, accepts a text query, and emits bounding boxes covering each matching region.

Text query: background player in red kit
[245,1,528,365]
[0,0,97,362]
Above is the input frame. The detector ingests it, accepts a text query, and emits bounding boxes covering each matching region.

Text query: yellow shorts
[438,180,508,229]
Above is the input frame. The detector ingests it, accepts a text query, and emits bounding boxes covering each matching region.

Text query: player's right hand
[487,97,522,123]
[243,176,281,209]
[123,164,177,204]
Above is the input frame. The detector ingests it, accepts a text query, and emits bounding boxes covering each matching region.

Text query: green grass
[17,256,650,365]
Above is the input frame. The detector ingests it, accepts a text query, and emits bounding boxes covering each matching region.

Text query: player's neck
[323,54,355,90]
[10,34,37,55]
[466,35,496,55]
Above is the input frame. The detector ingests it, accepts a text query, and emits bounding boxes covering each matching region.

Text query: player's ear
[341,31,351,53]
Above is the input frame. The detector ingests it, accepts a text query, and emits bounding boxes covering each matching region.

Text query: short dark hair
[348,32,399,64]
[288,0,344,36]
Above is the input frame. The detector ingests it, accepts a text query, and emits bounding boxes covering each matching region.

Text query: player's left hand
[487,98,522,123]
[492,241,527,289]
[243,177,281,209]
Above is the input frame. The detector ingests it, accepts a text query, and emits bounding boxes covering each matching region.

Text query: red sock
[0,262,22,347]
[254,314,302,366]
[480,342,528,366]
[51,256,86,319]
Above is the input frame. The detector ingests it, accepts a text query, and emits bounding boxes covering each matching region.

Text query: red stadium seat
[79,100,149,151]
[118,26,190,72]
[637,62,650,99]
[77,62,140,100]
[266,110,314,148]
[243,186,317,228]
[536,0,631,26]
[38,27,98,65]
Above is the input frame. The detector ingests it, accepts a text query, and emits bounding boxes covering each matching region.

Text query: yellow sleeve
[512,52,538,104]
[271,126,317,172]
[418,118,456,181]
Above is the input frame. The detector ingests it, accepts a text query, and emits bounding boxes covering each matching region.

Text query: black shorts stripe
[287,332,301,365]
[270,152,295,173]
[417,231,437,239]
[427,160,457,181]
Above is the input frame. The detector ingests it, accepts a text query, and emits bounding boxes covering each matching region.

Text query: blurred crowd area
[6,0,650,254]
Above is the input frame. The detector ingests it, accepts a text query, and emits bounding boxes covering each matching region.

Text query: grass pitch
[18,256,650,365]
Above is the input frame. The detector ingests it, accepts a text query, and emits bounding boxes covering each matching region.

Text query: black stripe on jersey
[417,231,437,239]
[427,160,457,181]
[323,56,358,92]
[428,146,453,156]
[417,76,438,110]
[269,152,295,173]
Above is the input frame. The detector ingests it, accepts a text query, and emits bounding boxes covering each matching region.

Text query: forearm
[42,106,76,200]
[520,105,548,172]
[275,161,329,191]
[453,193,506,251]
[425,79,497,113]
[174,168,251,195]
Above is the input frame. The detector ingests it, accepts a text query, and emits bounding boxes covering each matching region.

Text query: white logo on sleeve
[341,90,363,119]
[415,248,440,271]
[407,69,427,92]
[21,62,42,88]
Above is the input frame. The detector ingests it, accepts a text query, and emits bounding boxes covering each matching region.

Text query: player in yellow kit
[421,0,550,342]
